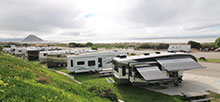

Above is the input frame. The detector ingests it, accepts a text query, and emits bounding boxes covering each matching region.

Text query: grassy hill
[0,53,110,102]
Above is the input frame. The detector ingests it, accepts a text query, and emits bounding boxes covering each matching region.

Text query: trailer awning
[156,57,205,71]
[136,66,169,81]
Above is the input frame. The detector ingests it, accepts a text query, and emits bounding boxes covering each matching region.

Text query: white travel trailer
[14,47,27,57]
[168,45,191,52]
[112,52,205,85]
[67,51,127,73]
[39,51,49,63]
[3,48,13,54]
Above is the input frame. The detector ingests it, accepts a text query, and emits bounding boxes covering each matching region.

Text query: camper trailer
[67,51,127,73]
[168,45,191,52]
[39,51,49,63]
[3,45,16,54]
[112,52,205,85]
[3,48,13,54]
[14,47,27,57]
[27,48,40,61]
[46,50,75,68]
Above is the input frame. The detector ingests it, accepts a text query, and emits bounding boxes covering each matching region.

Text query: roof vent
[116,54,127,58]
[155,52,161,54]
[143,53,150,55]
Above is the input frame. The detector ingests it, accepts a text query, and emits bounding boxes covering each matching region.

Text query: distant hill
[21,34,43,43]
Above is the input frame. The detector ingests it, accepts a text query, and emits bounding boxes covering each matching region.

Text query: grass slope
[0,53,110,102]
[70,73,183,102]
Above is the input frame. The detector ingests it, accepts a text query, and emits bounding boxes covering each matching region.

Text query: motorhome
[112,52,205,85]
[67,51,127,73]
[168,45,191,52]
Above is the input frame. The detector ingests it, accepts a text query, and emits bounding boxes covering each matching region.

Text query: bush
[91,46,98,50]
[201,43,215,51]
[88,85,118,102]
[0,45,3,51]
[37,75,51,84]
[187,41,202,49]
[158,43,169,49]
[135,43,152,49]
[215,37,220,48]
[86,42,93,47]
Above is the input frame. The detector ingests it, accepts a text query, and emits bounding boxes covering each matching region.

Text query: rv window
[57,55,61,57]
[43,53,47,56]
[88,60,96,66]
[77,61,85,65]
[71,60,73,67]
[18,50,22,52]
[122,66,126,76]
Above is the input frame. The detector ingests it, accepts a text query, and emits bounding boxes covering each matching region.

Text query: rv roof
[113,52,191,62]
[67,51,126,58]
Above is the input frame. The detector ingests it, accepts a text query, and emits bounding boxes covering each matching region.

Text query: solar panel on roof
[136,66,169,81]
[156,57,205,71]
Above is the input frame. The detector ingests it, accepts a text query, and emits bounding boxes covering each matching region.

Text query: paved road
[146,62,220,96]
[191,52,220,59]
[185,62,220,77]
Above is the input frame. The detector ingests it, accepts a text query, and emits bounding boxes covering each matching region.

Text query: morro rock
[21,34,43,43]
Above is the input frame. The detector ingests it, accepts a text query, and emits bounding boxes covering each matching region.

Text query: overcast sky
[0,0,220,42]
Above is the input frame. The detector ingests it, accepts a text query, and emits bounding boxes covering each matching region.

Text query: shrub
[215,37,220,48]
[187,41,202,49]
[158,43,169,49]
[88,85,118,102]
[135,43,152,49]
[91,46,98,50]
[37,75,51,84]
[86,42,93,47]
[0,45,3,51]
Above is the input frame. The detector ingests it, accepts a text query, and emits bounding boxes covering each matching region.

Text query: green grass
[70,73,183,102]
[0,53,110,102]
[198,58,220,63]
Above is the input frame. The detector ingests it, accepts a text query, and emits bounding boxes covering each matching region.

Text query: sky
[0,0,220,43]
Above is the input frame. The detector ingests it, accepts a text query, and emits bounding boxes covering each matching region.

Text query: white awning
[136,66,169,81]
[156,57,206,71]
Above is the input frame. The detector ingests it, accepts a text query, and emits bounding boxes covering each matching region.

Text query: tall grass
[0,53,110,102]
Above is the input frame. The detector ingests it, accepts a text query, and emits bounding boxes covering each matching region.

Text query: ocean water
[79,36,218,43]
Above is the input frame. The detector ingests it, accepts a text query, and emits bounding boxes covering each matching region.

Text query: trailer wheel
[57,63,62,67]
[62,63,67,67]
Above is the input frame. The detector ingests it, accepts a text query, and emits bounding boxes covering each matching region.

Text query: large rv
[112,52,205,85]
[67,51,127,73]
[168,45,191,52]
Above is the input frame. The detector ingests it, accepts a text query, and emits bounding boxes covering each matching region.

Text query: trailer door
[98,58,102,67]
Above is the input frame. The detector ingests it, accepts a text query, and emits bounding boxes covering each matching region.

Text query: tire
[62,63,67,67]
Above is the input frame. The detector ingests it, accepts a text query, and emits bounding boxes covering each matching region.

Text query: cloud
[0,0,220,42]
[0,0,84,37]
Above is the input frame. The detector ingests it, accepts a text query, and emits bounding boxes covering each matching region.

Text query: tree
[215,37,220,48]
[187,41,202,49]
[86,42,93,47]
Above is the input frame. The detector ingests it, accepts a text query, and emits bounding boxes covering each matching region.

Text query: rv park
[0,36,220,102]
[1,1,220,101]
